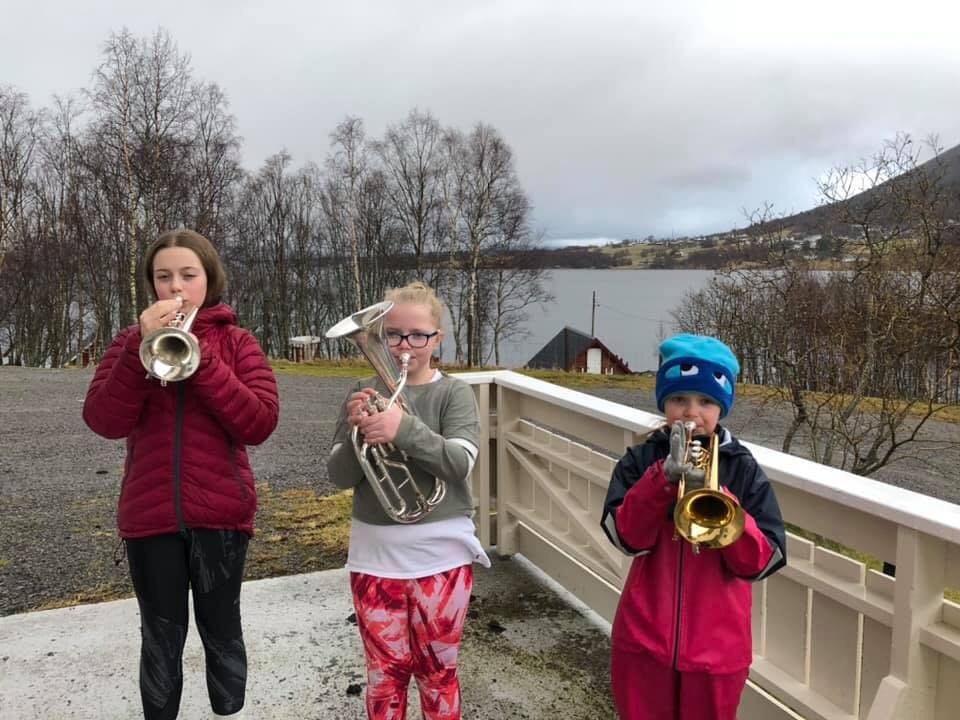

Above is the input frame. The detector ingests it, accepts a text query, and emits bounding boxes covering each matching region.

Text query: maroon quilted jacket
[83,303,279,538]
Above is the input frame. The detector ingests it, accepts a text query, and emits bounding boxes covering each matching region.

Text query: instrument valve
[690,440,704,463]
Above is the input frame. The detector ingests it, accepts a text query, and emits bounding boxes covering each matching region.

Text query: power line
[595,302,681,325]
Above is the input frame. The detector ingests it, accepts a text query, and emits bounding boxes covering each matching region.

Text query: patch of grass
[596,242,659,267]
[734,383,960,424]
[0,557,9,571]
[516,354,960,427]
[270,358,370,377]
[32,583,133,611]
[248,484,353,579]
[854,394,960,424]
[271,357,504,378]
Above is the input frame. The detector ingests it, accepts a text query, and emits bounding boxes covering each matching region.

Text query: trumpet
[672,421,745,552]
[139,298,201,386]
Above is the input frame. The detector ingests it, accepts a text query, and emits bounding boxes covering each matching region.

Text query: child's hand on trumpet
[664,421,705,489]
[139,295,186,336]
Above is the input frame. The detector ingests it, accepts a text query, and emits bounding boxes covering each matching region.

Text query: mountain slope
[766,140,960,235]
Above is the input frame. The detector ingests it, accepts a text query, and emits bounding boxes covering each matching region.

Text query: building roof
[525,326,631,372]
[526,326,593,369]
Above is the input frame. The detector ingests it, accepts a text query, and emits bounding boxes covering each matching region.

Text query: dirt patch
[247,484,352,581]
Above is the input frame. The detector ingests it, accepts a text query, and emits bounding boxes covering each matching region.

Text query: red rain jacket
[602,428,786,673]
[83,303,279,538]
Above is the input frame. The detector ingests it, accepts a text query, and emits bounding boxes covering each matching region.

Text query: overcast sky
[3,0,960,242]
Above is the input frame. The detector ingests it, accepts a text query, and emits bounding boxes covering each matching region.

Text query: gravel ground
[1,366,957,616]
[0,367,356,615]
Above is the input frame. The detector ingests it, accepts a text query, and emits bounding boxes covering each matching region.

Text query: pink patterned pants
[350,565,474,720]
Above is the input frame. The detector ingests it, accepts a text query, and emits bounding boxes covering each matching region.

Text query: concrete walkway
[0,556,615,719]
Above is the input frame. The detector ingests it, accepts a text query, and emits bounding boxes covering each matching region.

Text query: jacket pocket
[229,440,249,501]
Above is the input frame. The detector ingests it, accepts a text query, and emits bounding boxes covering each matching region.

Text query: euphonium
[139,298,201,386]
[672,421,745,552]
[325,301,445,524]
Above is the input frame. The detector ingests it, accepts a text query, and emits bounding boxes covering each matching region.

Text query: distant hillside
[588,139,960,270]
[505,140,960,271]
[758,140,960,236]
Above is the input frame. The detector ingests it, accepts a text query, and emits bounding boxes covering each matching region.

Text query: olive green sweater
[326,374,481,525]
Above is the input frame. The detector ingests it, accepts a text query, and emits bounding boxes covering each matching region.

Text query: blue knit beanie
[655,334,740,418]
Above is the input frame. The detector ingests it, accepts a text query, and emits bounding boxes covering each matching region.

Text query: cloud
[4,0,959,240]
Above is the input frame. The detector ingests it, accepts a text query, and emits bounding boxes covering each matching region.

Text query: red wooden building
[525,326,631,374]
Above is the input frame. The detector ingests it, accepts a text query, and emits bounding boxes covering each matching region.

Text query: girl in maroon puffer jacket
[83,229,278,720]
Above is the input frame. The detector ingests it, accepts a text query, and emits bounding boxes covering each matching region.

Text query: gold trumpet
[672,421,745,552]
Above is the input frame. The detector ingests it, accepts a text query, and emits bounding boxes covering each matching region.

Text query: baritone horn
[325,301,445,524]
[673,421,745,551]
[139,298,201,386]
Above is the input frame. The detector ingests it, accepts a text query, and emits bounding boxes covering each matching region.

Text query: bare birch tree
[372,108,446,281]
[444,124,531,366]
[89,29,141,323]
[326,116,367,312]
[0,87,40,276]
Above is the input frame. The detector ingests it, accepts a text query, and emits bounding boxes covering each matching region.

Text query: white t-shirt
[346,515,491,579]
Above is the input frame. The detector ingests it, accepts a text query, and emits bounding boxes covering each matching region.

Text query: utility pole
[591,290,597,336]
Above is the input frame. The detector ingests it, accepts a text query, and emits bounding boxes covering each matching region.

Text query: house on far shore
[525,326,632,374]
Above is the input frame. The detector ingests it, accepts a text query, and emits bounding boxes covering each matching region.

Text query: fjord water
[460,268,715,371]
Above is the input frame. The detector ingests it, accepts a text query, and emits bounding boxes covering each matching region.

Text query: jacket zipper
[121,438,135,495]
[672,539,685,669]
[173,384,186,531]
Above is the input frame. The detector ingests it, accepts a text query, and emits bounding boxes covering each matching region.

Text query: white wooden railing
[454,370,960,720]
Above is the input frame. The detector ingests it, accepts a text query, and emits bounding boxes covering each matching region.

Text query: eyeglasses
[385,331,439,348]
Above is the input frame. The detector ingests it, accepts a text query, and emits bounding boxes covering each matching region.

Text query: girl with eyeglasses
[326,281,488,720]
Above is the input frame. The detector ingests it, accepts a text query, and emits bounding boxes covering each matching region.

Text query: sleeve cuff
[394,412,417,448]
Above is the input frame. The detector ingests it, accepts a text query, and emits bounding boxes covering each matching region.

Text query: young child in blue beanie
[600,333,786,720]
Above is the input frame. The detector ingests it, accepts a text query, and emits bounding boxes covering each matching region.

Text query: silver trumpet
[140,299,201,386]
[325,301,445,524]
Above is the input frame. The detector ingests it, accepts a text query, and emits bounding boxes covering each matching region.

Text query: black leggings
[126,529,249,719]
